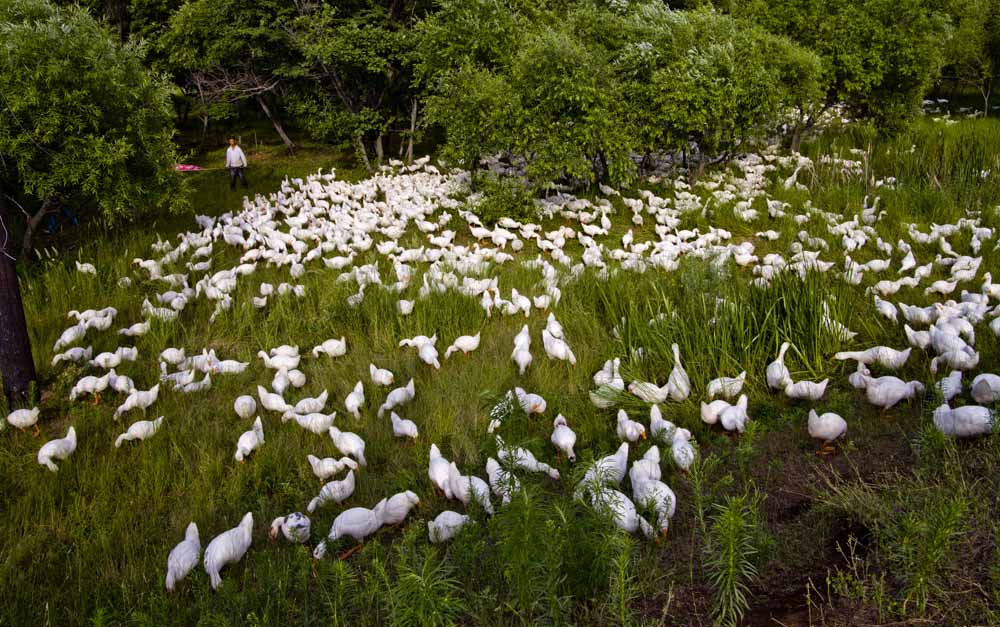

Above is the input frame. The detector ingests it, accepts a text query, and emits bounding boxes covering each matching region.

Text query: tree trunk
[105,0,129,41]
[355,135,373,174]
[0,186,37,403]
[374,134,385,165]
[21,197,58,261]
[257,95,295,152]
[406,99,417,165]
[791,125,804,153]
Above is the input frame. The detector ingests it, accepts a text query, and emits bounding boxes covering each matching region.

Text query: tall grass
[4,116,1000,625]
[703,492,767,627]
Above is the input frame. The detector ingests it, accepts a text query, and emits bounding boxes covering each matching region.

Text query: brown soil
[647,413,914,626]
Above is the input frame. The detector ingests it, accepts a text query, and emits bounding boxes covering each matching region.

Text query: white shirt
[226,146,247,168]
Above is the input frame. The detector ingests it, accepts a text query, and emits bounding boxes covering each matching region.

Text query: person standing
[225,136,249,191]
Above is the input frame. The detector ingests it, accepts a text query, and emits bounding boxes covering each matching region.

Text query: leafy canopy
[0,0,185,220]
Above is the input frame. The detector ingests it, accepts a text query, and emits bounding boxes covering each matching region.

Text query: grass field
[3,117,1000,626]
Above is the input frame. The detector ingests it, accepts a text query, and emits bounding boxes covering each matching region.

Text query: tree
[0,185,35,402]
[161,0,300,150]
[0,0,185,400]
[943,0,1000,115]
[735,0,949,130]
[288,1,433,171]
[421,1,821,188]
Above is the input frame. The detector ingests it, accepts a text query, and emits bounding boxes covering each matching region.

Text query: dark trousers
[229,167,248,190]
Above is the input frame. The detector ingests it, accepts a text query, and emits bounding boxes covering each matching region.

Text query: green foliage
[896,495,966,613]
[736,0,949,128]
[472,174,536,226]
[0,0,186,225]
[390,538,462,627]
[288,2,429,152]
[703,492,766,627]
[605,533,638,627]
[422,1,822,189]
[942,0,1000,113]
[424,65,514,173]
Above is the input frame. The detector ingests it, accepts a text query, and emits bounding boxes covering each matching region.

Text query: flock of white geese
[7,146,1000,591]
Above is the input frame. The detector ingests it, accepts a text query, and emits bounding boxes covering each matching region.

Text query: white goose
[633,478,677,537]
[649,405,676,442]
[307,470,356,512]
[269,512,311,543]
[628,446,662,486]
[577,442,629,496]
[485,457,521,505]
[933,403,995,437]
[381,491,420,526]
[971,374,1000,404]
[6,407,40,435]
[378,379,415,417]
[784,379,829,401]
[113,384,160,419]
[495,435,560,479]
[257,351,300,371]
[329,427,367,466]
[428,511,470,543]
[165,522,200,592]
[834,346,911,370]
[444,332,481,358]
[313,502,386,559]
[37,426,76,472]
[312,337,347,358]
[257,385,290,414]
[282,411,336,435]
[706,371,746,400]
[671,428,695,473]
[390,411,419,441]
[807,410,847,454]
[666,343,690,401]
[234,395,258,419]
[766,342,793,390]
[203,513,253,590]
[289,390,327,416]
[344,381,365,419]
[616,410,647,442]
[937,370,963,402]
[446,462,493,514]
[369,364,394,387]
[701,399,729,426]
[306,454,359,481]
[861,376,924,410]
[114,416,164,447]
[628,380,670,404]
[589,487,655,539]
[719,395,750,433]
[234,418,264,462]
[513,387,546,414]
[428,443,453,497]
[550,415,577,462]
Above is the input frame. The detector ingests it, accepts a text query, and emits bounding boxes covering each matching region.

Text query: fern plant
[390,545,462,627]
[703,493,765,627]
[605,532,637,627]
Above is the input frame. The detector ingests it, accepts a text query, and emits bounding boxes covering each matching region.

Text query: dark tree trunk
[406,99,417,165]
[257,95,295,152]
[791,125,804,153]
[374,134,385,165]
[355,135,373,174]
[0,186,37,403]
[105,0,129,41]
[21,197,58,261]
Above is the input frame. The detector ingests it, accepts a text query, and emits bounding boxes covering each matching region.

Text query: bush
[472,174,537,227]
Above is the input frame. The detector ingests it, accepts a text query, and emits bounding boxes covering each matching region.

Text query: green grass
[3,116,1000,625]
